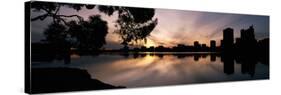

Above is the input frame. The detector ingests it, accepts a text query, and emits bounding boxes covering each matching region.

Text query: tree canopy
[68,15,108,51]
[31,1,157,50]
[115,7,158,46]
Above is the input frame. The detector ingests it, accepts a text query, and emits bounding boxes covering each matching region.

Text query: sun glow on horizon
[31,5,269,50]
[144,38,158,48]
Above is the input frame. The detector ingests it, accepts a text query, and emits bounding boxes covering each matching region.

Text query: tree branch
[31,13,49,21]
[31,7,53,21]
[57,15,83,21]
[58,18,68,26]
[54,5,61,15]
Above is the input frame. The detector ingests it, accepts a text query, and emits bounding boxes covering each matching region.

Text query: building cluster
[119,25,268,53]
[129,40,218,52]
[221,25,268,55]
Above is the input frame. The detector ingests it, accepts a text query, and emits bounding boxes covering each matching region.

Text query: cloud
[148,9,269,47]
[31,5,269,49]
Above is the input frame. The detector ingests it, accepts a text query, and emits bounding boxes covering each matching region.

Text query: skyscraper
[222,28,234,51]
[210,40,216,52]
[201,44,207,51]
[193,41,200,51]
[194,41,199,47]
[240,25,257,53]
[241,26,255,41]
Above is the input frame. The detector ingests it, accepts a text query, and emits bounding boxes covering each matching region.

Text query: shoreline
[30,68,125,94]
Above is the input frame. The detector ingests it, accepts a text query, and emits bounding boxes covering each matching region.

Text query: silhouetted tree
[31,1,158,51]
[97,5,117,16]
[43,23,71,63]
[68,15,108,51]
[43,23,68,47]
[115,7,158,48]
[31,2,85,24]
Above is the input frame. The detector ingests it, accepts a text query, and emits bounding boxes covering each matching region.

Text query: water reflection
[32,52,269,88]
[221,54,235,75]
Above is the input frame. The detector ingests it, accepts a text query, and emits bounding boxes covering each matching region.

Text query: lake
[32,52,269,88]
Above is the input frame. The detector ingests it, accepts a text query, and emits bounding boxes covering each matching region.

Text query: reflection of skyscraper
[241,59,256,77]
[210,40,216,52]
[194,55,200,61]
[222,55,234,75]
[222,28,234,51]
[210,54,216,62]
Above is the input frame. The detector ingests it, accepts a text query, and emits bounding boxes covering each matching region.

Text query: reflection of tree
[31,1,158,51]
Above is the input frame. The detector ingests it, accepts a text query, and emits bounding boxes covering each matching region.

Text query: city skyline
[31,3,269,49]
[26,2,270,93]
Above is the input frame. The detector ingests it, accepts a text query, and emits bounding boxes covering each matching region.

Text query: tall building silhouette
[220,40,223,49]
[194,41,200,47]
[221,28,235,74]
[194,41,200,51]
[222,28,234,52]
[241,26,255,41]
[240,25,257,54]
[201,44,207,51]
[210,40,216,52]
[235,38,241,45]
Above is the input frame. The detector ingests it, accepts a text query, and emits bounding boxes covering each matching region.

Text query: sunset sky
[31,4,269,49]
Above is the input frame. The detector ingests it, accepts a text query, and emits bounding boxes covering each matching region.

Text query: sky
[31,4,269,49]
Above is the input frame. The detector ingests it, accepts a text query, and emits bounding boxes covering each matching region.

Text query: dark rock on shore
[30,68,125,94]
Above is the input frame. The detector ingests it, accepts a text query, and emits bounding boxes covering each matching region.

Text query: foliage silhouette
[43,23,68,46]
[98,5,117,16]
[31,1,158,50]
[115,7,157,47]
[42,23,71,64]
[68,15,108,51]
[31,2,84,24]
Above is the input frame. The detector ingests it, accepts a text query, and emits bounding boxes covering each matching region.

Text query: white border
[0,0,279,95]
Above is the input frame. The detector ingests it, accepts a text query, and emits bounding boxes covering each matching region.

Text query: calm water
[32,52,269,87]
